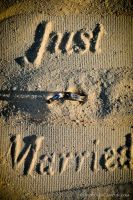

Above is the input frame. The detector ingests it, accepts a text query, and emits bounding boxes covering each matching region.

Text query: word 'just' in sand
[16,21,105,68]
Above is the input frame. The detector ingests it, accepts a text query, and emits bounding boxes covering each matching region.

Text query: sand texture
[0,1,133,200]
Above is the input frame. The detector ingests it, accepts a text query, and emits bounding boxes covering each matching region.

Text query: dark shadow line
[0,90,50,96]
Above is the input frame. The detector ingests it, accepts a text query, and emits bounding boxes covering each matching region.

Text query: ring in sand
[47,92,87,104]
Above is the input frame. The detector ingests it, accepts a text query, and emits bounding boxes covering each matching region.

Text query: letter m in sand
[10,134,44,175]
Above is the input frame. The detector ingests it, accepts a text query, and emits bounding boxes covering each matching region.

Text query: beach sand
[0,0,133,199]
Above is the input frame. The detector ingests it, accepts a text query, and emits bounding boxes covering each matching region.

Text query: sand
[0,0,133,200]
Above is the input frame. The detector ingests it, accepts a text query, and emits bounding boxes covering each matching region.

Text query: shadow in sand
[0,90,51,121]
[15,21,102,67]
[10,134,41,175]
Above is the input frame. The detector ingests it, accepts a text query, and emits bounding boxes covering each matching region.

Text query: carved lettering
[104,148,118,171]
[59,153,73,174]
[15,21,105,68]
[75,151,89,172]
[7,133,133,176]
[38,153,56,176]
[10,134,44,175]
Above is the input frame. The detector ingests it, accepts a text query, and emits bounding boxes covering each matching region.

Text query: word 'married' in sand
[8,133,133,176]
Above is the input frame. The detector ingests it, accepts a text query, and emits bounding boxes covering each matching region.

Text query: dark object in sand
[47,92,87,104]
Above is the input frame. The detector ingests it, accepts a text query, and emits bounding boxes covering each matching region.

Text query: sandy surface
[0,0,133,22]
[0,0,133,199]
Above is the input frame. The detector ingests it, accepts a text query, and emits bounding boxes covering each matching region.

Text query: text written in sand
[7,133,133,176]
[16,21,105,68]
